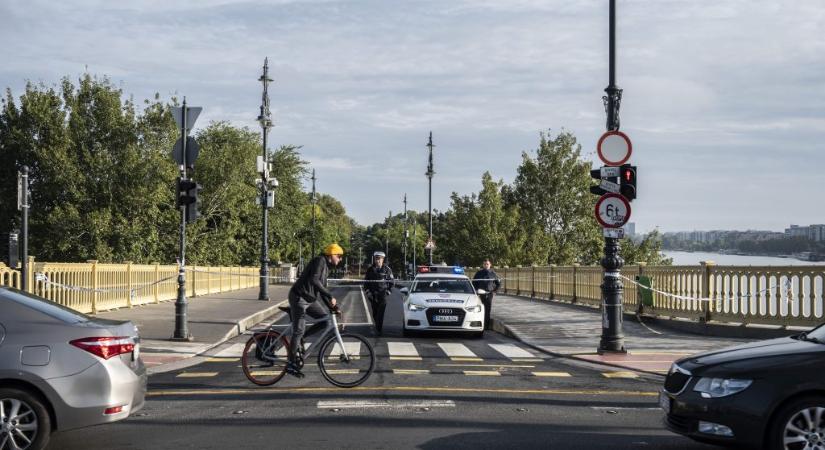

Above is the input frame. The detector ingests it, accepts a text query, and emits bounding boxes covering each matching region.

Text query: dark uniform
[472,267,501,330]
[288,255,334,362]
[364,264,394,334]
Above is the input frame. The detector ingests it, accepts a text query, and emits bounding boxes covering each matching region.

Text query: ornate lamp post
[257,58,274,301]
[426,132,435,265]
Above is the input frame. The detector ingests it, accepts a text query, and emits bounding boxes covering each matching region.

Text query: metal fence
[0,258,293,314]
[494,262,825,327]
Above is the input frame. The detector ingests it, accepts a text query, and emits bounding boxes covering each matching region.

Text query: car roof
[413,273,469,280]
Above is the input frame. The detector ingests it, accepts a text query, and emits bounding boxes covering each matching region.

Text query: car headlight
[408,303,426,311]
[465,304,482,313]
[692,377,752,398]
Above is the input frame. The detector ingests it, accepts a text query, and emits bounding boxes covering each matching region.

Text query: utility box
[636,275,653,307]
[0,232,19,268]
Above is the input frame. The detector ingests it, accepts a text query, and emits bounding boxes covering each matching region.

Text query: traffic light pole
[173,99,191,341]
[426,132,435,266]
[598,0,626,354]
[20,166,29,292]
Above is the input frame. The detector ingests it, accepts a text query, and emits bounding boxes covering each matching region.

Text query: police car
[400,266,487,337]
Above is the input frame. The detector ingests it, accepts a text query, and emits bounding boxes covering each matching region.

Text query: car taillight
[104,406,125,415]
[70,336,135,360]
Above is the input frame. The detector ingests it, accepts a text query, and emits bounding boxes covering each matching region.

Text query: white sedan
[400,267,487,337]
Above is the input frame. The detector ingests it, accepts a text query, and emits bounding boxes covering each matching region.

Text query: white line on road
[317,400,455,409]
[388,342,420,358]
[359,287,374,326]
[488,343,536,359]
[213,343,246,358]
[438,342,478,359]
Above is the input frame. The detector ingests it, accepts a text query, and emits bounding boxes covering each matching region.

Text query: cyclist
[286,243,343,377]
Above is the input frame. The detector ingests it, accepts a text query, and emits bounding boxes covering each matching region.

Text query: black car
[661,325,825,449]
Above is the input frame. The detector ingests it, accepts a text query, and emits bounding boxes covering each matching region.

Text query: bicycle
[241,305,375,388]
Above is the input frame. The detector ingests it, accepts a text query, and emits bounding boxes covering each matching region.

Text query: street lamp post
[310,169,317,256]
[402,194,408,279]
[257,58,274,302]
[598,0,627,353]
[385,210,391,259]
[426,132,435,265]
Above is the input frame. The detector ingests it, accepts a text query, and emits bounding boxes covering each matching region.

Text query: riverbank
[662,250,825,266]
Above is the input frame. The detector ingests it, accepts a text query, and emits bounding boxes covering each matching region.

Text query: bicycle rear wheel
[241,330,290,386]
[318,333,375,388]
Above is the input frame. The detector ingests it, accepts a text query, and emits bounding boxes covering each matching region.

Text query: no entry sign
[597,130,632,166]
[594,193,631,228]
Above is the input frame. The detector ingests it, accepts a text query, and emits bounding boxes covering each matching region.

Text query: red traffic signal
[619,164,636,201]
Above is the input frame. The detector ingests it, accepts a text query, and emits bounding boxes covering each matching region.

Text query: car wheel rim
[784,406,825,450]
[0,398,39,450]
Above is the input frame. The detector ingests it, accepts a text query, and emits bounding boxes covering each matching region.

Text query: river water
[663,251,825,266]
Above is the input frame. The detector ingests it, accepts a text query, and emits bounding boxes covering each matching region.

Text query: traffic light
[185,182,202,223]
[619,164,637,201]
[176,178,202,223]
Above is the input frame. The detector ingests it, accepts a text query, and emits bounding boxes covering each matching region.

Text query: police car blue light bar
[417,265,465,274]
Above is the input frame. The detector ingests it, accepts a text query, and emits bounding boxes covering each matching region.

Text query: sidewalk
[490,294,775,375]
[95,286,289,373]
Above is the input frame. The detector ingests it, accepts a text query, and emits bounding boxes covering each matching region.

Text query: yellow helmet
[323,243,344,256]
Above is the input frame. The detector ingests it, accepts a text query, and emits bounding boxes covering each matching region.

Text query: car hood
[409,294,474,306]
[680,336,825,371]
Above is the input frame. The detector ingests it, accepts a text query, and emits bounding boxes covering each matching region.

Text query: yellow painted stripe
[148,386,659,397]
[250,370,282,377]
[176,372,219,378]
[390,356,423,361]
[532,372,572,377]
[463,370,501,376]
[451,357,484,362]
[206,357,239,362]
[392,369,430,375]
[602,371,639,379]
[437,364,534,368]
[323,369,361,375]
[512,358,543,362]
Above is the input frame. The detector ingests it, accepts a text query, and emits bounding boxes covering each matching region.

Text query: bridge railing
[0,258,270,314]
[492,262,825,327]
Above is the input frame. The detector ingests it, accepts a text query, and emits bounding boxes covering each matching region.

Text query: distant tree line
[662,235,824,255]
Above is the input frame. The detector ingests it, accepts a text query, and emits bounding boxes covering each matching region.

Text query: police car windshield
[412,278,474,294]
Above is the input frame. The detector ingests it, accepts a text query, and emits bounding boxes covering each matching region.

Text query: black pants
[481,293,494,330]
[368,291,388,333]
[288,293,329,361]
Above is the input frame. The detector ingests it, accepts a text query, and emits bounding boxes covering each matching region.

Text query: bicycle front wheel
[241,330,290,386]
[318,333,375,388]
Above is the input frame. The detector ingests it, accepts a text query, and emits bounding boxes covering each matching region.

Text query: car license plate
[659,391,671,414]
[433,315,459,322]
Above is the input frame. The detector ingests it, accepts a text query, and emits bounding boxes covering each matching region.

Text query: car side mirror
[400,287,409,295]
[477,289,487,295]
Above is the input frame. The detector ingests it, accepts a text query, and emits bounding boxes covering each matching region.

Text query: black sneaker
[286,361,305,378]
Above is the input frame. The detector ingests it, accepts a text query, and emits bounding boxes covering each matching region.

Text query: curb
[490,317,666,379]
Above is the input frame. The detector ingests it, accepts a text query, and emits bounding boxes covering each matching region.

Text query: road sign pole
[20,166,29,292]
[173,99,191,341]
[598,0,626,354]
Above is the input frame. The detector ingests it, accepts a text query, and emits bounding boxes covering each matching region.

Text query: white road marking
[488,343,536,359]
[438,342,479,359]
[326,341,362,357]
[317,400,455,409]
[463,370,501,376]
[532,372,572,377]
[393,369,430,375]
[176,372,218,378]
[602,371,639,379]
[388,342,420,360]
[359,287,374,326]
[213,343,246,358]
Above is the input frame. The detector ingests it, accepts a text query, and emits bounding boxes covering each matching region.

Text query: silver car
[0,287,147,450]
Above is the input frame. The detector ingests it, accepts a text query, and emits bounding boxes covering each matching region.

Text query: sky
[1,0,823,233]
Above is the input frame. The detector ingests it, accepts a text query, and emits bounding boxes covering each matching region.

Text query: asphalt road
[49,286,716,449]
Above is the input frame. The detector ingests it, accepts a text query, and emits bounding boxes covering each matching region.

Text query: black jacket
[472,268,501,293]
[290,255,334,307]
[364,264,394,295]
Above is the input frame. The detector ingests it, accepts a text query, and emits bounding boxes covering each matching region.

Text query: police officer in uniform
[472,258,501,330]
[364,251,394,335]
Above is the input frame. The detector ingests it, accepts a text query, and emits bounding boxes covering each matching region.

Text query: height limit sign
[595,193,631,228]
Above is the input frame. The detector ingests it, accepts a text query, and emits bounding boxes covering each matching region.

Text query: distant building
[785,225,810,238]
[809,224,825,242]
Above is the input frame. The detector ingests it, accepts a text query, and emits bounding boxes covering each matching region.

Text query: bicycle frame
[266,311,351,361]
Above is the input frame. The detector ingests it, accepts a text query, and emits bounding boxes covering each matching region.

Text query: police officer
[472,258,501,330]
[364,251,394,335]
[286,243,343,377]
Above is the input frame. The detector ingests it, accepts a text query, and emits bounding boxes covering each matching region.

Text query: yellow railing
[494,262,825,327]
[0,258,272,314]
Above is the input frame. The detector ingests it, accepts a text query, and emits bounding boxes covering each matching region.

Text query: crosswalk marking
[213,343,246,358]
[532,371,572,377]
[437,343,481,361]
[602,371,639,379]
[176,372,218,378]
[488,343,536,359]
[317,400,455,409]
[463,370,501,376]
[393,369,430,375]
[388,342,422,360]
[327,341,362,357]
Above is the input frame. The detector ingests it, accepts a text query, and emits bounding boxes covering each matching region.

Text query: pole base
[597,342,627,354]
[258,296,270,301]
[169,335,194,342]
